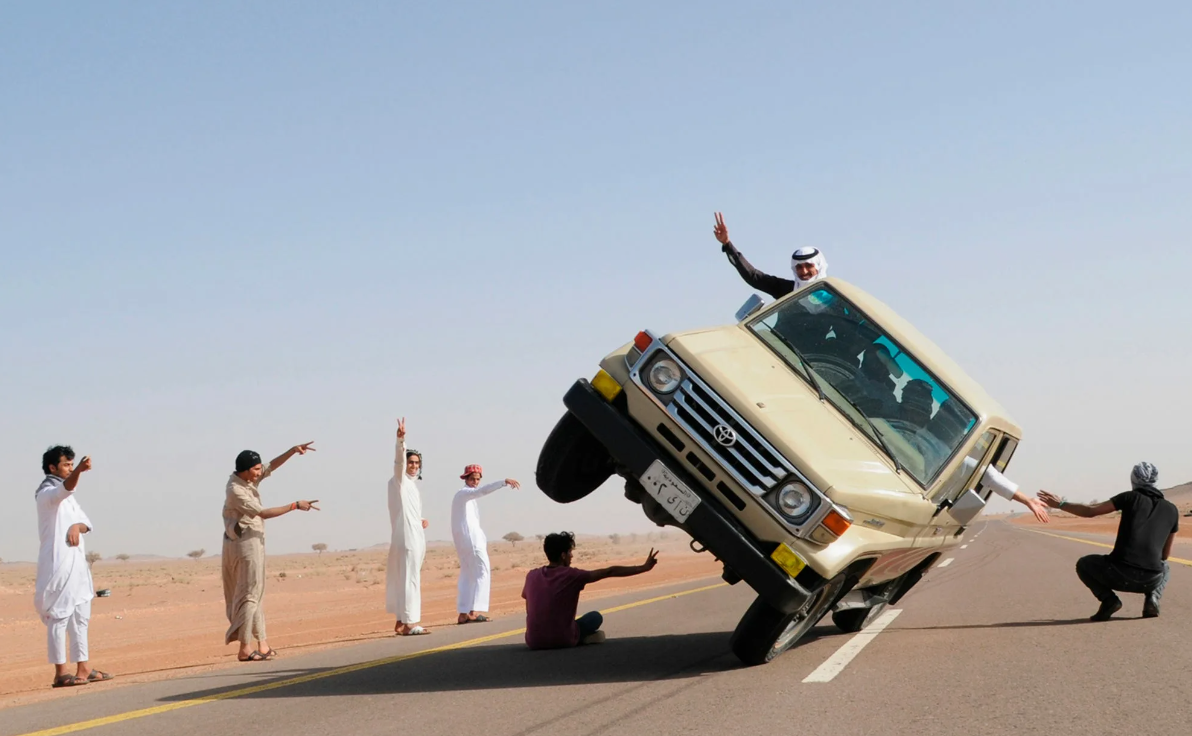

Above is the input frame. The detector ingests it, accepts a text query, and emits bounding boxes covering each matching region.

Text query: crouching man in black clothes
[1038,462,1178,621]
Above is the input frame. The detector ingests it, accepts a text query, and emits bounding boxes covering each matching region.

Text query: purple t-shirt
[522,565,594,649]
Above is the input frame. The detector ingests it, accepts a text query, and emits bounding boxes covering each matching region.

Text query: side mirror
[735,294,765,322]
[946,489,987,526]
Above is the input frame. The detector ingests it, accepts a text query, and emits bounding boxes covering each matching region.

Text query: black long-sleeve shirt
[722,241,794,299]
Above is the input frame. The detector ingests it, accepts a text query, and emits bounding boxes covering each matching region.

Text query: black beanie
[235,450,262,473]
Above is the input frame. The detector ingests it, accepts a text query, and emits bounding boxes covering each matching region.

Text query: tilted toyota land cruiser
[536,277,1022,665]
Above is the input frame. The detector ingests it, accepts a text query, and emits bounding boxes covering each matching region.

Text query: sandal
[258,648,278,660]
[86,670,115,683]
[238,651,265,662]
[52,674,89,688]
[472,615,490,623]
[400,626,430,636]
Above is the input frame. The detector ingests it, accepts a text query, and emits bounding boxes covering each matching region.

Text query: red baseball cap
[460,464,483,480]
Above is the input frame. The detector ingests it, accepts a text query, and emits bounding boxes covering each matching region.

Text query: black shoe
[1090,598,1122,622]
[1142,598,1160,618]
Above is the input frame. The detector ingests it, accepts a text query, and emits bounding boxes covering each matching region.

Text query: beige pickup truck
[536,278,1022,665]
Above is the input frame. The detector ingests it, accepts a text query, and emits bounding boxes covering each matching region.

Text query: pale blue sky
[3,2,1190,561]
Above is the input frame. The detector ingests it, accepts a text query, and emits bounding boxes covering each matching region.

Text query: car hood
[664,326,926,504]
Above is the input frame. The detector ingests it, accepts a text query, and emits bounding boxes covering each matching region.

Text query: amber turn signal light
[821,509,852,537]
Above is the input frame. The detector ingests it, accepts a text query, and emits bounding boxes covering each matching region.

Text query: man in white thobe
[452,464,520,623]
[34,445,113,688]
[387,418,429,635]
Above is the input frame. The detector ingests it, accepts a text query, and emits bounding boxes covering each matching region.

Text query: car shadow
[894,617,1139,631]
[158,628,835,701]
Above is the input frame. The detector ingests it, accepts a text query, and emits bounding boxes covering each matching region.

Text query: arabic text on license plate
[640,461,701,523]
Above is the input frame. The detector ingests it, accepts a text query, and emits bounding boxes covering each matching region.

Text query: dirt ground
[0,533,720,708]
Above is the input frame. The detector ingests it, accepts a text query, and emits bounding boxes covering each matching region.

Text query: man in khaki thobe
[222,442,320,662]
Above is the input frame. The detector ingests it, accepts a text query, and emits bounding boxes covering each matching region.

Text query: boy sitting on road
[522,532,658,649]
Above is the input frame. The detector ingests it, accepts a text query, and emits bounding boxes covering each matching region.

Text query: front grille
[667,379,790,495]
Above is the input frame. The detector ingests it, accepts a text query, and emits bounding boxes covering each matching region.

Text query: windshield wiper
[765,327,903,474]
[834,392,904,475]
[770,332,826,401]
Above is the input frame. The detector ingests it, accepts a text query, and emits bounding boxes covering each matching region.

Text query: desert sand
[0,532,721,708]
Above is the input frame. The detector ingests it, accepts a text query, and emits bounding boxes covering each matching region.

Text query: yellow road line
[18,580,729,736]
[1025,529,1192,567]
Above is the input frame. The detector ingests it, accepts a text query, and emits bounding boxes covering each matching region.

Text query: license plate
[640,460,702,523]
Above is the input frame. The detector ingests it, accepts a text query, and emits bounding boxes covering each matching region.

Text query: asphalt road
[5,521,1191,736]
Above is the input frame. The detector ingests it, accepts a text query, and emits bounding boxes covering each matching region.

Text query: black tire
[831,601,889,633]
[730,573,847,666]
[535,412,614,503]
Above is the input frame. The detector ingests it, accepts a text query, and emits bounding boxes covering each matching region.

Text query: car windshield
[748,285,977,486]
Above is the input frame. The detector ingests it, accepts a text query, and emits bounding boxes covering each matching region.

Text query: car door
[918,429,1000,543]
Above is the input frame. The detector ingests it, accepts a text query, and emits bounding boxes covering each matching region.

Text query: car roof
[804,277,1022,438]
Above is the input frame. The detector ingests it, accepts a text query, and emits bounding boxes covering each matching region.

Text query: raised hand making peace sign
[713,212,731,246]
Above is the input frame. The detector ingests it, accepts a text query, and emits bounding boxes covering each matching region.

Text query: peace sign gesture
[713,212,730,245]
[397,417,407,441]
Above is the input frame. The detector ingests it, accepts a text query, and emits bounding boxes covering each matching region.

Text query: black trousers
[1075,554,1168,603]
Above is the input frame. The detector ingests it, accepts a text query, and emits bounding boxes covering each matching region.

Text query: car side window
[991,436,1019,473]
[931,430,997,504]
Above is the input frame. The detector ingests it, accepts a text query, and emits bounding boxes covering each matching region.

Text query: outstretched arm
[1037,491,1116,518]
[587,549,659,583]
[269,442,316,475]
[714,212,794,299]
[983,466,1048,523]
[259,499,321,519]
[63,456,93,492]
[395,418,408,478]
[1011,490,1050,524]
[457,478,521,500]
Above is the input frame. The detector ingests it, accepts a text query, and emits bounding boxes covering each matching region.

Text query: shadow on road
[896,617,1139,631]
[159,631,753,701]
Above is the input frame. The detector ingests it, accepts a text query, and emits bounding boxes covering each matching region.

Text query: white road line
[803,609,903,683]
[938,557,955,567]
[960,544,968,549]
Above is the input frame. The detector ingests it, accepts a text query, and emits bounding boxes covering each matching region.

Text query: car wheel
[535,412,614,503]
[831,600,889,633]
[730,573,847,666]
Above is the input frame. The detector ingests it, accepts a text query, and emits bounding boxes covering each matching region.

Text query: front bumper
[563,378,821,614]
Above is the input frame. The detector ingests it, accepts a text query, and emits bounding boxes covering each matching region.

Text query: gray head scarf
[1130,461,1162,499]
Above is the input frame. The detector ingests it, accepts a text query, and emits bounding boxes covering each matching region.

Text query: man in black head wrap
[1039,462,1179,620]
[222,441,320,661]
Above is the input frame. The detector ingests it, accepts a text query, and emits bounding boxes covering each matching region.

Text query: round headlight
[776,482,814,520]
[647,358,683,394]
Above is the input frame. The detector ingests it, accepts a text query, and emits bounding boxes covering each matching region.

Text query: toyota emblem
[713,424,738,447]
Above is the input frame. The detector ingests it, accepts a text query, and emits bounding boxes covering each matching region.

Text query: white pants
[456,547,491,614]
[45,600,91,665]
